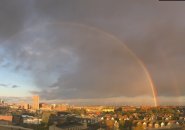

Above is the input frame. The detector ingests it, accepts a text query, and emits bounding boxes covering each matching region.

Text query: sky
[0,0,185,106]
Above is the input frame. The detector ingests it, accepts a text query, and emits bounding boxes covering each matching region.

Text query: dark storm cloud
[1,0,185,104]
[125,24,185,97]
[0,0,34,41]
[1,23,152,100]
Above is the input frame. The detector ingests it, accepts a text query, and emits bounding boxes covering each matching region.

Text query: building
[32,95,39,110]
[19,101,29,110]
[102,108,114,112]
[147,127,183,130]
[122,106,136,112]
[54,104,68,111]
[49,123,87,130]
[0,124,33,130]
[0,115,12,125]
[40,103,51,111]
[0,99,3,104]
[22,115,42,125]
[12,115,22,125]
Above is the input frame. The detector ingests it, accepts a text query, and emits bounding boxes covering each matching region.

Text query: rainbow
[3,22,159,106]
[55,22,159,106]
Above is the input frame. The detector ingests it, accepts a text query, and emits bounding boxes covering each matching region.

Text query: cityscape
[0,96,185,130]
[1,0,185,130]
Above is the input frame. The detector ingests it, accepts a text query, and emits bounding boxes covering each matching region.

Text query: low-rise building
[22,115,42,125]
[102,108,114,112]
[0,124,33,130]
[49,122,87,130]
[0,115,12,125]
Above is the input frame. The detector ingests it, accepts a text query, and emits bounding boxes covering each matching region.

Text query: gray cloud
[0,0,35,41]
[0,84,21,88]
[2,23,153,99]
[0,0,185,105]
[0,84,8,87]
[11,85,20,88]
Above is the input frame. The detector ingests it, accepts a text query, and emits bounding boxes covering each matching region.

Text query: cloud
[1,23,153,100]
[0,84,20,88]
[0,84,8,87]
[11,85,21,88]
[0,0,35,41]
[0,96,31,104]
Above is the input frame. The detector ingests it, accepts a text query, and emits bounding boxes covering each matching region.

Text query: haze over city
[0,0,185,106]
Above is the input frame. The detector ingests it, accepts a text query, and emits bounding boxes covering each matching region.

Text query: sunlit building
[102,107,114,112]
[0,115,12,125]
[40,103,51,111]
[54,104,68,111]
[32,95,39,110]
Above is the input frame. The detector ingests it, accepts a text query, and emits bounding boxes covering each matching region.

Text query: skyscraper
[32,95,39,110]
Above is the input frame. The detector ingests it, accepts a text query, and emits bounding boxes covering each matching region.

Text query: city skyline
[0,0,185,105]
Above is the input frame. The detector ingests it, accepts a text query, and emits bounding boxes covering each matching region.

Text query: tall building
[32,95,39,110]
[0,99,4,104]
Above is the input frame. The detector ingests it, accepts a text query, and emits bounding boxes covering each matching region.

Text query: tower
[32,95,39,110]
